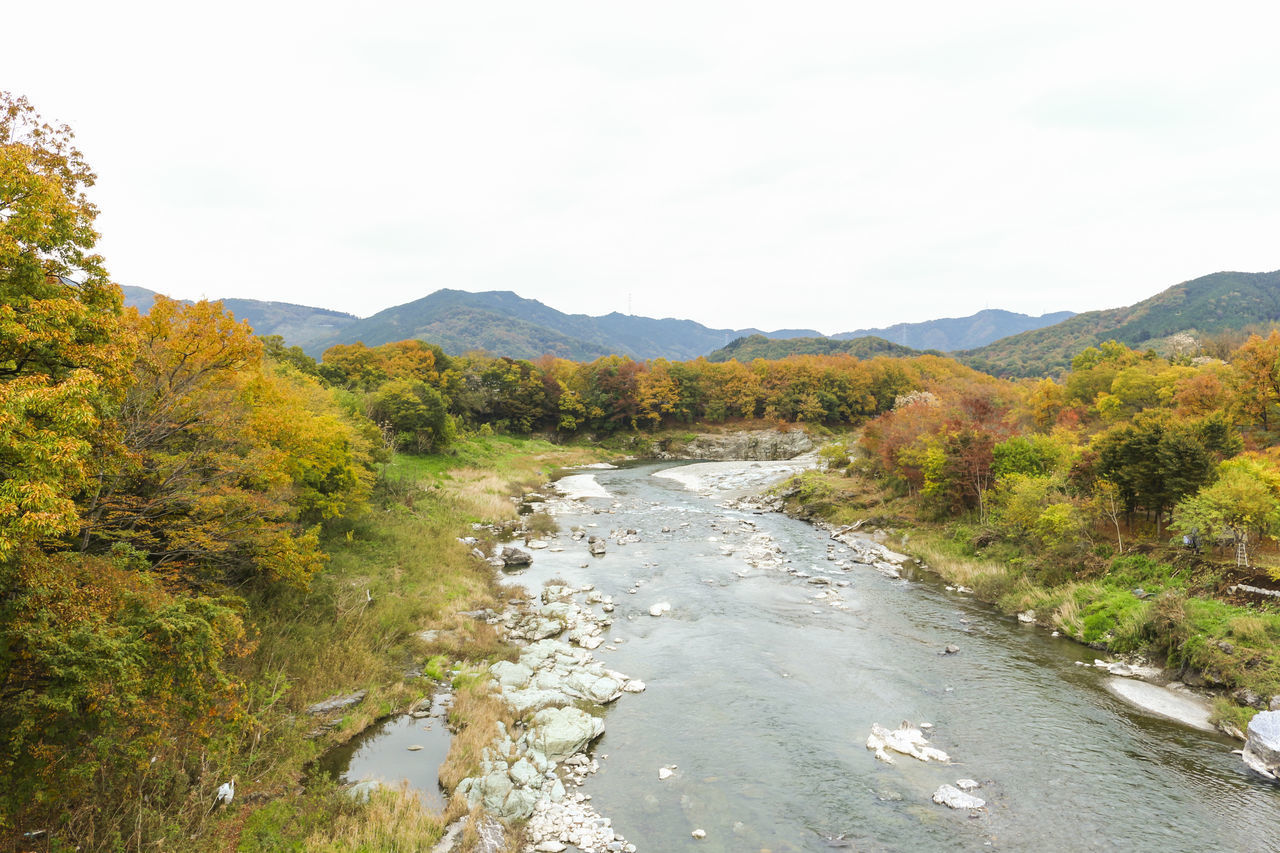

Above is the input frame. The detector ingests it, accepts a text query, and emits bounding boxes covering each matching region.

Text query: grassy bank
[192,434,603,851]
[776,465,1280,731]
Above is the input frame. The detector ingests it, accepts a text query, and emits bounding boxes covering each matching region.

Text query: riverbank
[203,435,607,852]
[768,463,1280,738]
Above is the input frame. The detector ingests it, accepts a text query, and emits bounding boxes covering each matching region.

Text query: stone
[528,707,605,762]
[658,767,673,780]
[536,841,568,852]
[501,546,533,567]
[1017,610,1036,623]
[866,722,949,764]
[306,690,367,715]
[943,644,960,655]
[692,828,707,839]
[932,784,986,809]
[622,679,646,693]
[508,757,540,788]
[1243,711,1280,781]
[347,779,382,802]
[1234,687,1267,710]
[490,660,533,690]
[955,778,980,791]
[649,601,671,617]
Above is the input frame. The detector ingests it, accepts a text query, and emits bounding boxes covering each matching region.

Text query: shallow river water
[502,461,1280,852]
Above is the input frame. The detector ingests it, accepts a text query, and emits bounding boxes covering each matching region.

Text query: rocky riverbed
[444,572,644,851]
[435,454,1280,851]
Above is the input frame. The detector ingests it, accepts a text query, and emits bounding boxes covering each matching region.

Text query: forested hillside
[708,333,928,362]
[959,269,1280,377]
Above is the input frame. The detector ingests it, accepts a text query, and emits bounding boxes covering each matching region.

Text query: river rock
[588,536,607,556]
[501,546,533,567]
[528,707,605,762]
[347,779,382,802]
[306,689,367,715]
[866,722,949,764]
[932,784,986,809]
[649,601,671,617]
[490,660,533,691]
[1243,711,1280,781]
[1233,687,1268,710]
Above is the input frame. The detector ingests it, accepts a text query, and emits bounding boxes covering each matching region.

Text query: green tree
[1093,413,1214,535]
[367,378,455,452]
[1173,462,1280,565]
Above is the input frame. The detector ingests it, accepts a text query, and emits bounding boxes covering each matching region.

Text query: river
[501,460,1280,852]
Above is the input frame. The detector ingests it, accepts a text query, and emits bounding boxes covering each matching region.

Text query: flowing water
[499,461,1280,852]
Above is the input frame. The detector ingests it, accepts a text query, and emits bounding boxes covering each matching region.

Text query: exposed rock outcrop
[655,428,814,461]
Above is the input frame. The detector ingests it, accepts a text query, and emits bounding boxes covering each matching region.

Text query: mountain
[959,269,1280,377]
[707,334,928,362]
[833,308,1074,351]
[303,289,823,360]
[120,285,359,350]
[120,285,170,314]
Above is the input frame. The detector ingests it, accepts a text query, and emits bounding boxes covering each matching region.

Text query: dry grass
[912,539,1014,600]
[1226,614,1272,645]
[301,783,446,851]
[439,679,518,822]
[1054,595,1084,637]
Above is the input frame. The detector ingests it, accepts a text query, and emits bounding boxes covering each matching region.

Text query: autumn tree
[0,92,131,560]
[1232,330,1280,429]
[81,297,373,587]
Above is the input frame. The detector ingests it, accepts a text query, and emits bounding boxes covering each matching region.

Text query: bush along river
[468,458,1280,853]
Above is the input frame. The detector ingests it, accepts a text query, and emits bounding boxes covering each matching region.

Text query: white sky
[6,1,1280,333]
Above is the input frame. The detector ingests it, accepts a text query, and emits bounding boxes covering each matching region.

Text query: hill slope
[960,269,1280,377]
[707,334,927,362]
[835,308,1074,351]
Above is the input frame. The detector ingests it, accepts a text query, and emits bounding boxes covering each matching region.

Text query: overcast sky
[5,2,1279,333]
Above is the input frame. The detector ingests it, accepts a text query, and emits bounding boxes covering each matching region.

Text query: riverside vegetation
[6,89,1280,850]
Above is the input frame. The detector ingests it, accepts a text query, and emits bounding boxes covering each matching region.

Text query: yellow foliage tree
[0,92,131,560]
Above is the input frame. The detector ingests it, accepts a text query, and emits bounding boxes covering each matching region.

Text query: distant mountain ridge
[118,269,1280,373]
[300,289,824,361]
[835,308,1075,352]
[121,286,359,350]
